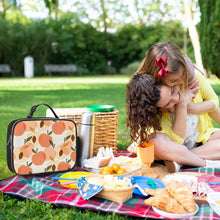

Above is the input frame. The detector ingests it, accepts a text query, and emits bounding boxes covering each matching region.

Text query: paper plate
[59,171,93,189]
[131,176,165,198]
[86,105,115,112]
[206,192,220,215]
[152,203,199,219]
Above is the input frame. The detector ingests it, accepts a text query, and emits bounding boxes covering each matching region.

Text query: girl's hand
[188,78,200,96]
[179,90,196,106]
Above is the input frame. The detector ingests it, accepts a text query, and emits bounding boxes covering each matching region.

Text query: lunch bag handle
[27,103,59,118]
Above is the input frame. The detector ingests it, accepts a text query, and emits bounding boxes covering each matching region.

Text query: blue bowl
[131,176,165,198]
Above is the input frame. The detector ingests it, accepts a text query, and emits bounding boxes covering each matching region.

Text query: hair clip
[155,57,169,77]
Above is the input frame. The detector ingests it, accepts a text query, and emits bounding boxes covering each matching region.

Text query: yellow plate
[59,171,93,189]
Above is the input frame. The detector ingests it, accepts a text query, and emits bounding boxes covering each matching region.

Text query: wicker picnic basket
[46,108,118,155]
[96,185,134,204]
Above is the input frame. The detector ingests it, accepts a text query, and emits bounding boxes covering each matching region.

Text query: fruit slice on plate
[59,171,93,189]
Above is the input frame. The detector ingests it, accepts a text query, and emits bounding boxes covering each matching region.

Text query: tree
[183,0,205,76]
[0,0,19,17]
[198,0,220,78]
[133,0,171,25]
[44,0,59,19]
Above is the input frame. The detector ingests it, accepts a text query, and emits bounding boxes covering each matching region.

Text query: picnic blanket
[1,150,220,219]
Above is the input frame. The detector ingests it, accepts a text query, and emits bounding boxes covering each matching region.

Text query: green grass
[0,76,220,219]
[0,76,137,220]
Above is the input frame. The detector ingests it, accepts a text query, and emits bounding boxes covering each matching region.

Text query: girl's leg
[209,107,220,125]
[207,130,220,141]
[191,139,220,160]
[151,133,206,167]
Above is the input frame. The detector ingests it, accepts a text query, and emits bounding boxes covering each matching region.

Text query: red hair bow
[155,57,169,77]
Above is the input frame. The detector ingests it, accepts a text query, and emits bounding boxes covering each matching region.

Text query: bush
[198,0,220,78]
[0,11,194,77]
[119,61,141,75]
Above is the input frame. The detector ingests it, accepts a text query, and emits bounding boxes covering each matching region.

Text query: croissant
[144,188,187,214]
[167,180,196,213]
[144,188,167,196]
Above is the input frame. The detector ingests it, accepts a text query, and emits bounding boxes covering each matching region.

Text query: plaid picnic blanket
[1,150,220,219]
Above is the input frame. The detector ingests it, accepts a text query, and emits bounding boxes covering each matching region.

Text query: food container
[85,175,134,204]
[85,163,142,177]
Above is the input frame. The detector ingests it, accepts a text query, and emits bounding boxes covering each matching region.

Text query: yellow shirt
[159,71,220,145]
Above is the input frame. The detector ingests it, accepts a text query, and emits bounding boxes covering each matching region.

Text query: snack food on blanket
[144,188,187,214]
[83,147,115,168]
[127,142,138,154]
[144,181,197,214]
[144,188,167,196]
[98,157,111,167]
[86,175,131,190]
[100,164,127,175]
[162,173,214,197]
[86,174,134,203]
[167,180,197,213]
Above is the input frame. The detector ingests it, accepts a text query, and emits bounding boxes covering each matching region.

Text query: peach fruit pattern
[13,120,77,175]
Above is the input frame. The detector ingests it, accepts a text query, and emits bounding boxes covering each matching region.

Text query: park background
[0,0,220,219]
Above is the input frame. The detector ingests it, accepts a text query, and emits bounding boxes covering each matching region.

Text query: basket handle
[27,103,59,118]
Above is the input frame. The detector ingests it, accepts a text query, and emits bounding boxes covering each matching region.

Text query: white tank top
[169,113,199,149]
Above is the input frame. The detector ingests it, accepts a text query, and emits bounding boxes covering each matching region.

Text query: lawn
[0,76,220,219]
[0,76,135,220]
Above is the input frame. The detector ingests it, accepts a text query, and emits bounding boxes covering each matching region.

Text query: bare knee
[151,133,173,156]
[209,131,220,141]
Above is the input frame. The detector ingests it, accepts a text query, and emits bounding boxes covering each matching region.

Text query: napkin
[198,174,220,192]
[76,177,104,200]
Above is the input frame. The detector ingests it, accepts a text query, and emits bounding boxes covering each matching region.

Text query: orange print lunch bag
[6,104,80,176]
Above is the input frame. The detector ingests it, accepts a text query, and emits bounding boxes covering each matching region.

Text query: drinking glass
[137,142,155,176]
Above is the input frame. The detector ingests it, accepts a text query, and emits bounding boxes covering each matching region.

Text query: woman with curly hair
[126,73,220,172]
[126,41,220,172]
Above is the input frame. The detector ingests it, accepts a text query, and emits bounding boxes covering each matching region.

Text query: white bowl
[152,204,199,219]
[84,163,142,177]
[206,192,220,216]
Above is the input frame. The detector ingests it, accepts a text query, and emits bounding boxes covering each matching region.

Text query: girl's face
[162,67,184,87]
[156,85,181,112]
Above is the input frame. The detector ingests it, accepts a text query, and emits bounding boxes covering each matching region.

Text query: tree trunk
[183,0,207,77]
[0,0,6,17]
[100,0,107,36]
[100,0,109,68]
[134,0,143,25]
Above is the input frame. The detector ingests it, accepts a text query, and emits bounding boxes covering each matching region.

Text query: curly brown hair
[126,74,162,144]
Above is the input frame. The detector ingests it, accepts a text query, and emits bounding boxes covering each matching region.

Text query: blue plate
[131,176,165,198]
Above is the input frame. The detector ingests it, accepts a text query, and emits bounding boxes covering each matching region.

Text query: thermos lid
[81,112,95,125]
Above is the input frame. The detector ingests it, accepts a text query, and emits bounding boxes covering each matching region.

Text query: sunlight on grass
[1,76,220,220]
[0,76,131,179]
[0,77,130,90]
[0,76,220,180]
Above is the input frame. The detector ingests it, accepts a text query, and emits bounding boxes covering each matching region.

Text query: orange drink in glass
[137,142,155,176]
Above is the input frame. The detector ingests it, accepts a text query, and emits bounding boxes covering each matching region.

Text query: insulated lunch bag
[6,104,80,175]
